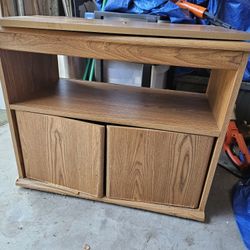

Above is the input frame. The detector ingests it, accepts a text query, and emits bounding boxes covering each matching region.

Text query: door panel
[107,126,214,208]
[16,111,105,197]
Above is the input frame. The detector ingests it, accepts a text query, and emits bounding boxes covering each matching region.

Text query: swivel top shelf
[1,15,250,41]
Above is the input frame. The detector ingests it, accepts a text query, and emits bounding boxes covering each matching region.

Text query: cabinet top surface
[0,15,250,41]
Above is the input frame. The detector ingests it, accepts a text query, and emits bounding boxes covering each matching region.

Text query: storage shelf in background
[10,79,219,137]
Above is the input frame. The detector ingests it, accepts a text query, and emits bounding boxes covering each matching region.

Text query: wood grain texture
[10,79,219,137]
[0,29,246,70]
[0,50,57,177]
[199,53,249,211]
[0,60,25,177]
[1,27,250,52]
[0,50,58,103]
[207,69,242,129]
[0,56,25,177]
[107,126,214,208]
[16,178,205,221]
[1,15,250,41]
[0,16,248,220]
[16,111,105,197]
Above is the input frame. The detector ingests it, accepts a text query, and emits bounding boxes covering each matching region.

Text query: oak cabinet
[16,111,105,197]
[107,126,214,208]
[16,111,214,208]
[1,16,249,221]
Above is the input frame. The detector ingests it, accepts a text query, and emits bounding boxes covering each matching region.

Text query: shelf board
[10,79,220,137]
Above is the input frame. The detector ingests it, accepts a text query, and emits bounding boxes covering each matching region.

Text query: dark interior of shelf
[10,79,220,137]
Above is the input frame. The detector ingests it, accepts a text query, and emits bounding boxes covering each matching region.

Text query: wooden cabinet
[107,126,214,208]
[0,16,249,221]
[16,111,105,197]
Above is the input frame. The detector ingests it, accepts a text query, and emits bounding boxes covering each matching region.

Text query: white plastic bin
[103,61,169,89]
[103,61,143,87]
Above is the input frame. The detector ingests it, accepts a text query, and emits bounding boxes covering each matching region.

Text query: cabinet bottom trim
[16,178,205,222]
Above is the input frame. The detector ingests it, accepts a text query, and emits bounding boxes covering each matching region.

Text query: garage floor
[0,124,244,250]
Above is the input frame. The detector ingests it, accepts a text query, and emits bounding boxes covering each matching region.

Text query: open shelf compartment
[10,78,219,137]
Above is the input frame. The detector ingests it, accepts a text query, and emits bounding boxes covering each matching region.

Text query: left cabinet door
[16,111,105,198]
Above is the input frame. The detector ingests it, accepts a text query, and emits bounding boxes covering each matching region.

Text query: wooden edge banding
[1,16,250,41]
[16,178,205,222]
[1,27,250,52]
[106,126,110,198]
[0,59,25,178]
[97,125,105,198]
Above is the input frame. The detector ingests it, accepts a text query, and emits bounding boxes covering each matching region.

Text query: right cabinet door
[107,126,214,208]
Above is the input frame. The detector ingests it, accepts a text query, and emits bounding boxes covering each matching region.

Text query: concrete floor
[0,110,7,126]
[0,124,245,250]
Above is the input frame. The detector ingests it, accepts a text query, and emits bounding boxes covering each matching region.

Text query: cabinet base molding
[16,178,205,222]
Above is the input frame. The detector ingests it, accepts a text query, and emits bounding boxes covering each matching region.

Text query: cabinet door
[107,126,214,208]
[16,111,104,197]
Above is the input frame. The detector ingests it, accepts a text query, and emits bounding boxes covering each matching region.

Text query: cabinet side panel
[107,126,214,208]
[200,53,249,211]
[207,69,239,129]
[0,50,59,177]
[0,50,59,104]
[16,111,105,197]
